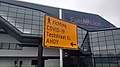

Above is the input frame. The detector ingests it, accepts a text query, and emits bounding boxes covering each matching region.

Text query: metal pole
[38,43,43,67]
[60,48,63,67]
[59,9,63,67]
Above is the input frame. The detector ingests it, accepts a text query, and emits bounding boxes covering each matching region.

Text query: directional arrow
[70,42,76,46]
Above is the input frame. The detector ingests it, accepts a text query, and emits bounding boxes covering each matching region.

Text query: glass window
[2,43,9,49]
[9,7,17,12]
[24,24,31,29]
[1,3,9,7]
[10,43,16,49]
[0,11,8,16]
[101,58,109,63]
[25,8,32,15]
[10,5,17,8]
[17,45,22,50]
[32,25,39,29]
[40,17,44,22]
[91,32,97,34]
[98,31,105,37]
[82,30,87,35]
[16,23,23,28]
[92,42,99,47]
[82,34,86,39]
[105,30,112,36]
[78,35,83,39]
[108,50,116,56]
[114,35,120,40]
[33,20,39,25]
[100,46,107,50]
[40,25,43,31]
[93,51,100,56]
[18,6,25,10]
[114,40,120,45]
[109,58,117,62]
[40,12,44,16]
[101,58,109,67]
[109,58,117,67]
[115,45,120,49]
[8,17,16,22]
[106,40,114,45]
[16,18,24,23]
[106,36,113,41]
[24,29,31,33]
[40,22,43,26]
[25,14,32,20]
[78,30,82,35]
[99,41,106,46]
[17,13,24,18]
[107,45,115,50]
[32,29,38,34]
[98,37,105,41]
[95,58,101,63]
[103,63,109,67]
[78,39,83,45]
[77,28,82,31]
[92,38,98,42]
[93,47,99,51]
[91,33,97,38]
[116,49,120,55]
[8,12,16,17]
[17,8,25,13]
[89,38,92,43]
[33,16,39,21]
[24,19,32,24]
[100,50,107,57]
[78,42,82,47]
[33,10,39,16]
[113,29,120,35]
[110,64,117,67]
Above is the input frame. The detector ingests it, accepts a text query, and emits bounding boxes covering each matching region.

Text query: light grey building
[0,0,119,67]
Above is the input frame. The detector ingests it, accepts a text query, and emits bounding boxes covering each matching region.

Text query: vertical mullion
[104,31,111,67]
[112,30,119,67]
[97,31,103,67]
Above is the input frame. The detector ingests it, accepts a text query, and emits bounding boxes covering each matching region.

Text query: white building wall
[0,47,59,57]
[0,34,60,67]
[0,34,20,43]
[0,58,35,67]
[45,59,60,67]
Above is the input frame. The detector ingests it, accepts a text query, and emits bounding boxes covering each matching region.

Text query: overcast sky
[17,0,120,27]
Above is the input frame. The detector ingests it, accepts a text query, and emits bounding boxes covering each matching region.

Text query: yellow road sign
[43,14,78,49]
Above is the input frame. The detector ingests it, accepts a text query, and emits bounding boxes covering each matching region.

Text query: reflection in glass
[24,29,31,33]
[9,7,17,12]
[105,30,112,36]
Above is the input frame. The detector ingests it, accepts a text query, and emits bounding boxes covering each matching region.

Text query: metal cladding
[62,9,116,31]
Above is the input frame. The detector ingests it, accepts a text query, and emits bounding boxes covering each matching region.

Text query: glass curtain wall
[0,2,45,36]
[89,29,120,67]
[77,27,88,50]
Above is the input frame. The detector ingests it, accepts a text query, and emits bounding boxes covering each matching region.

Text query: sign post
[59,9,63,67]
[38,43,43,67]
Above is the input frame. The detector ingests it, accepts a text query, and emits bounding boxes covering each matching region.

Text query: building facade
[0,0,119,67]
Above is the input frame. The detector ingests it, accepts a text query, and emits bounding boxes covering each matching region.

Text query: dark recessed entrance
[63,50,93,67]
